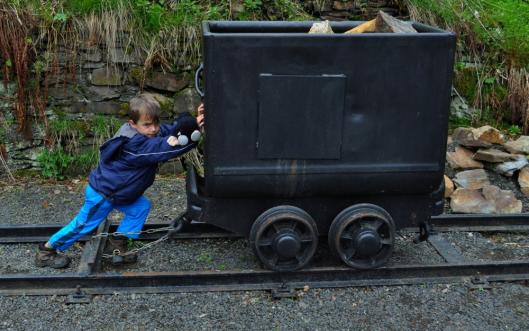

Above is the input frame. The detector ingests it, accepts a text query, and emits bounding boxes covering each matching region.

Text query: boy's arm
[127,104,203,166]
[121,136,196,166]
[159,122,178,136]
[162,103,204,135]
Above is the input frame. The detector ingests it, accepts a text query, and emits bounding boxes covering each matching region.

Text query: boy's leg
[114,196,151,238]
[36,186,113,268]
[46,185,113,251]
[106,196,151,264]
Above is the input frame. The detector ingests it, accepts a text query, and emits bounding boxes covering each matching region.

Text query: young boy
[36,94,204,268]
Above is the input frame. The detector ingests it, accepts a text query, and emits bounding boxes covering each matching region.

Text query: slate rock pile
[445,125,529,213]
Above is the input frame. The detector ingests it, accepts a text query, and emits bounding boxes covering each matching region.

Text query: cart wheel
[328,203,395,269]
[250,206,318,272]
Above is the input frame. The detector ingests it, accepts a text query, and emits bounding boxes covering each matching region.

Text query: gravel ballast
[0,284,528,330]
[1,175,529,330]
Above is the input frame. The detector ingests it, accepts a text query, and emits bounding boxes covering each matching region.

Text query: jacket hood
[99,123,138,163]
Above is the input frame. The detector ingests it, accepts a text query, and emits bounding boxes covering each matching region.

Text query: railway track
[1,213,528,298]
[0,222,236,244]
[3,213,529,244]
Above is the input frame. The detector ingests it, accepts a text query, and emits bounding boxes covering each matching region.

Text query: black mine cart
[187,20,456,271]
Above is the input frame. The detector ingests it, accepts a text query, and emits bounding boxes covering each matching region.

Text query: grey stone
[145,72,188,92]
[6,139,34,152]
[82,62,105,69]
[109,48,138,64]
[450,185,522,214]
[119,86,141,102]
[90,67,123,86]
[78,41,100,51]
[450,188,495,214]
[505,136,529,154]
[473,148,517,163]
[453,169,490,189]
[446,146,483,169]
[444,175,454,198]
[450,97,475,120]
[452,127,491,148]
[81,48,102,62]
[494,156,528,177]
[473,125,505,145]
[87,86,121,102]
[519,167,529,196]
[71,101,123,115]
[46,70,69,86]
[48,86,75,100]
[482,185,522,213]
[309,20,334,33]
[173,88,201,115]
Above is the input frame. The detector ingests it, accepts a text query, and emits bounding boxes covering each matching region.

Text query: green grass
[91,114,122,144]
[406,0,529,67]
[406,0,529,129]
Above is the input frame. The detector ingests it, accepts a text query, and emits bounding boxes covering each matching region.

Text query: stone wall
[0,0,401,175]
[0,44,201,173]
[308,0,402,21]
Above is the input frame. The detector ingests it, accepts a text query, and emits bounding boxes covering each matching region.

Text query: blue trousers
[48,185,151,251]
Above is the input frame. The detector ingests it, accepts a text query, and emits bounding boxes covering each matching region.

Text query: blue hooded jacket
[88,121,196,205]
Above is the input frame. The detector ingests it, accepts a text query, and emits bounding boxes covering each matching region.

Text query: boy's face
[129,115,160,138]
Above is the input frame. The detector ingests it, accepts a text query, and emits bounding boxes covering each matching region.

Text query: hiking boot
[35,243,71,269]
[104,236,138,265]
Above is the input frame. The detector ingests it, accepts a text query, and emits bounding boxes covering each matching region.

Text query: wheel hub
[354,229,381,257]
[273,232,301,258]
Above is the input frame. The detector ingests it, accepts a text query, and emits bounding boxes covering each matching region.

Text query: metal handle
[194,63,204,98]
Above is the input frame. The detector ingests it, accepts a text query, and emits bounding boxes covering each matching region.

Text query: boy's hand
[197,103,205,128]
[172,112,199,136]
[167,136,179,147]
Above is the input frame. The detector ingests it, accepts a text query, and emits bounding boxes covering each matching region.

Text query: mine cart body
[186,20,456,270]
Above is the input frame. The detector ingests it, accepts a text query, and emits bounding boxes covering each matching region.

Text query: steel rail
[3,213,529,244]
[0,222,236,243]
[1,260,529,296]
[429,213,529,232]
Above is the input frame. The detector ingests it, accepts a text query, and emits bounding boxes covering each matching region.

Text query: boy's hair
[129,94,161,124]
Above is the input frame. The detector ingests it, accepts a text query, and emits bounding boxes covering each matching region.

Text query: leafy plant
[37,146,75,180]
[196,253,214,264]
[238,0,263,20]
[127,238,144,249]
[507,124,522,136]
[37,146,100,179]
[53,12,68,23]
[448,115,472,132]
